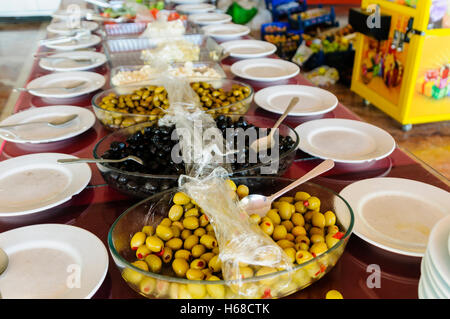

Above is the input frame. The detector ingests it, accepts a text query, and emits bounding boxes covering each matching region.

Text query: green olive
[199,234,217,249]
[166,237,183,251]
[312,212,326,229]
[260,219,274,236]
[193,227,206,237]
[295,250,314,264]
[190,258,207,270]
[172,258,189,277]
[181,229,192,240]
[162,247,173,264]
[292,226,307,237]
[186,268,205,280]
[278,201,293,220]
[326,233,341,249]
[156,225,174,241]
[184,234,199,250]
[324,211,336,226]
[208,255,222,273]
[145,254,162,273]
[130,232,146,250]
[174,249,191,260]
[183,216,199,230]
[145,236,164,253]
[185,208,199,217]
[295,191,311,201]
[191,244,206,258]
[281,220,294,232]
[200,252,215,263]
[173,192,190,205]
[206,276,225,298]
[266,209,281,225]
[136,245,151,260]
[139,277,156,295]
[291,213,305,226]
[305,196,321,211]
[168,205,184,221]
[141,226,154,236]
[310,242,328,256]
[236,185,249,199]
[272,225,288,241]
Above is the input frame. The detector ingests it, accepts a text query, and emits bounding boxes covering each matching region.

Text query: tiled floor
[0,8,448,180]
[0,21,48,119]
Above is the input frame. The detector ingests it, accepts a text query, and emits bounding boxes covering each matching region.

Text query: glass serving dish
[108,177,354,299]
[101,21,201,38]
[109,62,227,87]
[93,115,299,198]
[91,79,254,130]
[103,34,224,67]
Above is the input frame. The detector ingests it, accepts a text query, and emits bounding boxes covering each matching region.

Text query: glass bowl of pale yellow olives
[91,80,253,131]
[108,177,354,299]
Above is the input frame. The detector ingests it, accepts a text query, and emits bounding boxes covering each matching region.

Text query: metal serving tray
[109,62,227,86]
[103,34,224,67]
[100,20,201,38]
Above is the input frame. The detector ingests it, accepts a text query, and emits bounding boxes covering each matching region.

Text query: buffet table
[0,28,448,300]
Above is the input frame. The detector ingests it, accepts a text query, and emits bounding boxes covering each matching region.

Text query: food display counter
[0,2,449,300]
[351,0,450,130]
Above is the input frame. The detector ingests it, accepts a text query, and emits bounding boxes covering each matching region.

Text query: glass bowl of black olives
[93,115,299,198]
[91,80,254,131]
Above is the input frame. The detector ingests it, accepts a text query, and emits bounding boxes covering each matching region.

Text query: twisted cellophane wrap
[155,67,293,297]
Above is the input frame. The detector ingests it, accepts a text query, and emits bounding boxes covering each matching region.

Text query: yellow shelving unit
[351,0,450,130]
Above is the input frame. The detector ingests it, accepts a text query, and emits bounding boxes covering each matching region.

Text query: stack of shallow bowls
[419,215,450,299]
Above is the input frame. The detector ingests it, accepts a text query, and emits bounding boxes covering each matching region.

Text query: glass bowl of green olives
[108,177,354,299]
[91,80,254,131]
[92,115,299,198]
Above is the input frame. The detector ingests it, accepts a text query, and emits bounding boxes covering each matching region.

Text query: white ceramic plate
[231,58,300,82]
[47,21,98,35]
[189,13,232,25]
[425,249,450,294]
[202,23,250,41]
[423,251,449,298]
[43,34,102,51]
[420,260,439,299]
[26,71,105,98]
[52,8,95,20]
[221,40,277,59]
[0,153,91,217]
[0,105,96,144]
[0,224,108,299]
[427,214,450,285]
[39,51,107,72]
[418,278,427,299]
[295,119,396,163]
[339,177,450,257]
[255,85,338,116]
[173,0,207,3]
[176,3,215,14]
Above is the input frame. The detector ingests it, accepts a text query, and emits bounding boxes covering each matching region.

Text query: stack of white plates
[419,215,450,299]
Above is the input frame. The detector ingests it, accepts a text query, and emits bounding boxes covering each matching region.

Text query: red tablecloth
[0,36,448,299]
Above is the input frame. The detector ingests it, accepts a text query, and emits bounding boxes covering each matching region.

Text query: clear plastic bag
[154,69,293,297]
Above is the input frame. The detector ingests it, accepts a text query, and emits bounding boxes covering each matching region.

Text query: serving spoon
[15,80,87,92]
[240,159,335,216]
[250,97,299,152]
[57,155,144,165]
[0,114,78,129]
